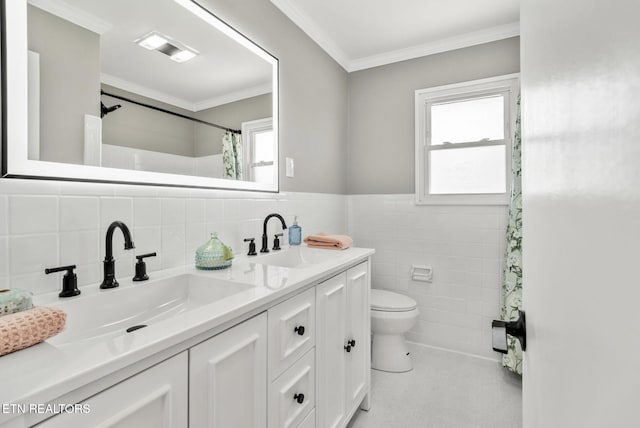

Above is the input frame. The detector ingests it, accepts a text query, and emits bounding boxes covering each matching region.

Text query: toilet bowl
[371,289,419,373]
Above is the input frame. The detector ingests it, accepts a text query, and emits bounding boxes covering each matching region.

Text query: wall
[27,6,100,165]
[194,93,272,157]
[347,37,520,194]
[200,0,348,194]
[348,195,506,359]
[102,84,197,157]
[0,179,345,296]
[521,0,640,426]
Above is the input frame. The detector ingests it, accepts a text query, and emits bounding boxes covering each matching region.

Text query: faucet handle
[273,233,283,251]
[45,265,80,298]
[244,238,257,256]
[133,252,156,282]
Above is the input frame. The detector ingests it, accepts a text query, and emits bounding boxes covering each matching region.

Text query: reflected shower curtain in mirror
[501,93,522,375]
[223,132,243,180]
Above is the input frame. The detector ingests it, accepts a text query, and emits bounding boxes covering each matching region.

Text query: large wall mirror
[1,0,279,191]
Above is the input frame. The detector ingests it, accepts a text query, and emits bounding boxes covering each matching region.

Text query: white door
[521,0,640,426]
[38,353,188,428]
[189,313,268,428]
[316,273,347,428]
[345,262,369,410]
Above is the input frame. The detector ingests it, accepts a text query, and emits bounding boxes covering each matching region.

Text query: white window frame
[241,117,276,184]
[415,73,520,205]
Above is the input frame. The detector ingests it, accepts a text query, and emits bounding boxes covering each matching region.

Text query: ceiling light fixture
[135,31,198,63]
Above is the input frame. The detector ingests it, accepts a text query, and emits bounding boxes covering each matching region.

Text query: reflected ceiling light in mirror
[135,31,198,63]
[136,32,168,50]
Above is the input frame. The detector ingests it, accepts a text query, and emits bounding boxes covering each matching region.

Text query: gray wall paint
[101,84,197,157]
[201,0,348,194]
[28,6,100,165]
[347,37,520,194]
[194,94,272,157]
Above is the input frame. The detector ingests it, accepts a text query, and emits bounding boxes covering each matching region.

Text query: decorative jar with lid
[195,233,234,270]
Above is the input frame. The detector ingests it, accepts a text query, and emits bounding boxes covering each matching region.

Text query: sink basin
[46,274,252,346]
[253,246,336,268]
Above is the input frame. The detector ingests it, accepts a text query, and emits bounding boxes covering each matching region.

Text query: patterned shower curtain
[222,132,243,180]
[501,93,523,375]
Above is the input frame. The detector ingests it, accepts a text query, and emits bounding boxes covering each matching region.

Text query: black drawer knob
[294,393,305,404]
[348,339,356,348]
[344,344,351,353]
[294,325,305,336]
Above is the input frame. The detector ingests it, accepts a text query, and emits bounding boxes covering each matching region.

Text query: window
[415,74,519,204]
[242,118,276,185]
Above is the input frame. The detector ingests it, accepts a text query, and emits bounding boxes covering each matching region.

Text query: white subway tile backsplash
[161,198,186,225]
[186,199,205,224]
[0,237,8,276]
[10,234,58,275]
[0,196,8,236]
[10,196,58,234]
[59,231,100,265]
[133,198,161,227]
[60,197,99,231]
[100,197,133,228]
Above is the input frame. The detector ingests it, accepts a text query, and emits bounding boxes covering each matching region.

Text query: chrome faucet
[260,214,287,253]
[100,221,135,289]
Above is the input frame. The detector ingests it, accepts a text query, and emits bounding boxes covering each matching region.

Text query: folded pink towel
[0,306,66,357]
[304,233,353,250]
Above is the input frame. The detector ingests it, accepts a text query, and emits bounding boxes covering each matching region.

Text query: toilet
[370,289,419,372]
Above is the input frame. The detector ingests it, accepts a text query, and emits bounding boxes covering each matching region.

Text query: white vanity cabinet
[316,262,370,428]
[189,313,268,428]
[37,352,188,428]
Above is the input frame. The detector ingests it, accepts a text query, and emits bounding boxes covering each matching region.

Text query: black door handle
[491,310,526,353]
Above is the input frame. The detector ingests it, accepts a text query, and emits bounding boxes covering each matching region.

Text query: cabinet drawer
[268,348,315,428]
[268,288,315,380]
[298,408,315,428]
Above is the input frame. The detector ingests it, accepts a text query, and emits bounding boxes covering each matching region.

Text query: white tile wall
[0,179,508,359]
[0,179,346,296]
[348,194,508,360]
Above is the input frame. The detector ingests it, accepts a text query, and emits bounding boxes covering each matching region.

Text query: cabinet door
[315,273,347,428]
[190,313,267,428]
[38,352,188,428]
[345,262,370,411]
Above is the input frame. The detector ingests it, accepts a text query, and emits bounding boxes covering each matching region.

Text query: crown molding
[270,0,350,70]
[28,0,112,35]
[348,22,520,72]
[101,74,272,112]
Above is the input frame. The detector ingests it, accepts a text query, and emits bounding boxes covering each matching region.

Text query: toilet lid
[371,289,417,312]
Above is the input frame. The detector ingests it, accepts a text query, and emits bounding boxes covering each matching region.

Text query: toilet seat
[371,289,417,312]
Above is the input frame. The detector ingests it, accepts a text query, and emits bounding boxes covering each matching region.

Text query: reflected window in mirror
[242,118,275,185]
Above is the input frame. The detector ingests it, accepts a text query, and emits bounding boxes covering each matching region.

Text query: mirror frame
[0,0,279,192]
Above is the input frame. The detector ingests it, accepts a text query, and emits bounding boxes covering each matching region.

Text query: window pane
[429,145,506,194]
[431,95,504,145]
[253,165,273,184]
[254,131,274,162]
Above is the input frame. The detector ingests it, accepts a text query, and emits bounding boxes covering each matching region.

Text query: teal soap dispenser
[288,216,302,246]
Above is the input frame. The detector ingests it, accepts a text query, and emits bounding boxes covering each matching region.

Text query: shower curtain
[222,132,243,180]
[501,93,523,375]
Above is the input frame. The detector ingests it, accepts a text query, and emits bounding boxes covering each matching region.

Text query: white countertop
[0,245,374,425]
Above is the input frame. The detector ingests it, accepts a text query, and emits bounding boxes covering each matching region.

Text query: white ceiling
[29,0,273,111]
[271,0,520,72]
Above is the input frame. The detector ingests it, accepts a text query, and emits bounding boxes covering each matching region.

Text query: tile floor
[347,343,522,428]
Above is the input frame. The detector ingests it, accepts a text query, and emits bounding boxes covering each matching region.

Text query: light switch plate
[286,157,294,177]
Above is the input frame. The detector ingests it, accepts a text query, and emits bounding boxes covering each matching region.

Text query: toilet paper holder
[491,310,526,354]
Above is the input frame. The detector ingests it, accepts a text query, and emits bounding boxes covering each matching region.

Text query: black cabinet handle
[348,339,356,348]
[344,344,351,353]
[293,393,305,404]
[294,325,305,336]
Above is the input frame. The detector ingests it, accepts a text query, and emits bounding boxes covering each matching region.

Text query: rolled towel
[0,288,33,316]
[0,307,66,357]
[304,232,353,250]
